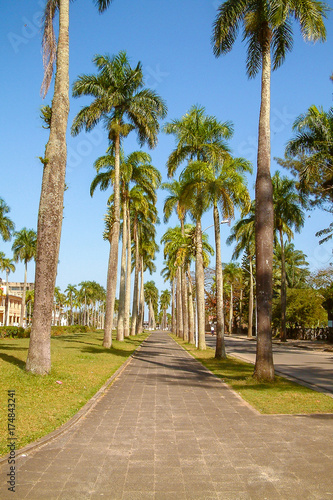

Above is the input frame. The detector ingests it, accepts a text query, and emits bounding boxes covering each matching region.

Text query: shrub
[0,326,29,339]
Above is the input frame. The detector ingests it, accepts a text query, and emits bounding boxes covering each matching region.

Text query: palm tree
[160,289,171,330]
[272,171,305,341]
[223,262,242,335]
[162,180,189,341]
[161,226,185,339]
[129,189,159,336]
[12,228,37,328]
[280,243,309,289]
[197,156,252,358]
[137,226,159,335]
[65,284,77,326]
[0,199,15,244]
[164,106,232,349]
[164,105,233,177]
[144,281,159,330]
[26,0,114,375]
[25,289,34,326]
[212,0,327,382]
[283,105,333,207]
[227,203,256,338]
[279,105,333,243]
[71,52,166,348]
[0,253,16,326]
[91,149,161,340]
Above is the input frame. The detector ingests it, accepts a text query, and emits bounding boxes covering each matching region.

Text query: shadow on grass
[52,333,145,358]
[0,352,26,369]
[0,344,28,351]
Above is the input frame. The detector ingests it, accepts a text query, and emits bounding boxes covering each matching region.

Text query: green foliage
[272,288,327,329]
[0,326,28,339]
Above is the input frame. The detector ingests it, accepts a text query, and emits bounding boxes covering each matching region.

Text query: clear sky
[1,0,332,303]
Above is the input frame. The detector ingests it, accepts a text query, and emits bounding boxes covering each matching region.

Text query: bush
[51,325,95,336]
[0,326,29,339]
[0,325,96,339]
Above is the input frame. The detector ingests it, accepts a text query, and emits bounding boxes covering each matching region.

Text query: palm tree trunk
[176,266,183,338]
[279,229,287,342]
[181,267,188,341]
[5,270,9,327]
[124,204,131,337]
[187,265,195,344]
[196,218,206,350]
[248,255,254,338]
[130,220,140,336]
[103,134,121,347]
[117,197,127,341]
[213,204,226,359]
[254,34,274,382]
[180,219,189,342]
[229,283,233,335]
[238,289,243,333]
[171,278,176,334]
[26,0,69,374]
[136,258,144,335]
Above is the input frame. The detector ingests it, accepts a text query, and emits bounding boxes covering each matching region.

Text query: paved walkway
[1,331,333,499]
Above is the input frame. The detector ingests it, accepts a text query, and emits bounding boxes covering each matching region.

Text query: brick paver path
[1,331,333,499]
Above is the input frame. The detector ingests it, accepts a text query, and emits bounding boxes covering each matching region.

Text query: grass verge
[0,330,150,457]
[171,334,333,415]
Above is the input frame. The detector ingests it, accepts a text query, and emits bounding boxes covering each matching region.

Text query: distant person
[211,325,214,336]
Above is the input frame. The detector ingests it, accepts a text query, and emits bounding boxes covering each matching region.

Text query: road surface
[205,335,333,396]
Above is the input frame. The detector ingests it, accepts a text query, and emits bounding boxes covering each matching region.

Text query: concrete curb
[0,334,151,465]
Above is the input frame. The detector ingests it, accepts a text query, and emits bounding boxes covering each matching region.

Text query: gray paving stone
[1,331,333,499]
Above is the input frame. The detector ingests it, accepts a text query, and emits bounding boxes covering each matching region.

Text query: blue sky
[0,0,332,302]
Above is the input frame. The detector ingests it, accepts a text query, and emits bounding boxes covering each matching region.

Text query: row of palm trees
[53,281,106,328]
[0,202,37,327]
[25,0,328,382]
[160,105,251,358]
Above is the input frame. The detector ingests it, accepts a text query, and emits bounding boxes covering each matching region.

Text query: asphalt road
[205,335,333,396]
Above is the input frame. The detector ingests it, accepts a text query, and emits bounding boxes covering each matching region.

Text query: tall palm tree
[137,225,159,335]
[72,51,167,348]
[227,203,256,338]
[223,262,242,335]
[129,189,159,336]
[164,105,233,177]
[160,289,171,330]
[0,253,16,326]
[27,0,114,375]
[272,171,305,341]
[162,180,189,341]
[25,289,34,326]
[65,284,77,326]
[164,106,232,349]
[12,228,37,328]
[280,105,333,243]
[91,149,161,340]
[283,105,333,207]
[144,281,159,330]
[0,198,15,244]
[161,226,185,339]
[213,0,328,382]
[198,156,252,358]
[277,243,309,289]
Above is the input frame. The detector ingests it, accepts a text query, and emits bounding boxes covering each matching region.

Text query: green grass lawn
[171,335,333,415]
[0,330,150,457]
